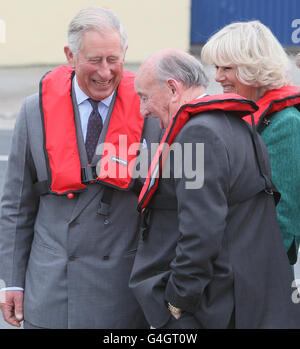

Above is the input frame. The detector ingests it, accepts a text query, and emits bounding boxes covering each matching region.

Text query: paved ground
[0,55,300,329]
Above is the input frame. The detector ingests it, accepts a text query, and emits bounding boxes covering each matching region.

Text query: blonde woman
[202,20,300,266]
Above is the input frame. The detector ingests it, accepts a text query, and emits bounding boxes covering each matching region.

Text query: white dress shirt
[73,75,115,141]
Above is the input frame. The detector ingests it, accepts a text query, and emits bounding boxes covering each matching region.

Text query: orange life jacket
[39,65,144,195]
[138,94,258,211]
[243,85,300,127]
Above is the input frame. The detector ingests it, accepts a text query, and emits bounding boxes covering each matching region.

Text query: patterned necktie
[85,98,103,163]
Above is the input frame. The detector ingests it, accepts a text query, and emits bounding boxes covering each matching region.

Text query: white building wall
[0,0,190,66]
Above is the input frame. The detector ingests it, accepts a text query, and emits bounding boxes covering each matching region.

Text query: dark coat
[129,110,300,329]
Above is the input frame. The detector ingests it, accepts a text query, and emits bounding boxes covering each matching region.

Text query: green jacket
[259,106,300,264]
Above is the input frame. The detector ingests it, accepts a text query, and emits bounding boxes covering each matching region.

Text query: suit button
[103,255,109,260]
[104,219,110,225]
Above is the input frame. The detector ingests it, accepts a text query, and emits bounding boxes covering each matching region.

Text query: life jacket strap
[249,113,281,205]
[139,193,177,241]
[96,179,144,217]
[97,186,114,216]
[140,207,152,241]
[33,166,97,196]
[81,165,97,183]
[33,180,49,196]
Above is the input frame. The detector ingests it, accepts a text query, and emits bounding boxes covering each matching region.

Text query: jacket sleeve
[0,96,39,288]
[260,107,300,264]
[164,120,230,313]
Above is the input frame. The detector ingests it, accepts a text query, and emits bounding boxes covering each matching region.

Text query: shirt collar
[73,74,115,107]
[196,93,208,99]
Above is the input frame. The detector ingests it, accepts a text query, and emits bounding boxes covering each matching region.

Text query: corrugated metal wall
[191,0,300,47]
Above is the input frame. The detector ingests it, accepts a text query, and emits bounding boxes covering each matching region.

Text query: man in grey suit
[130,49,300,328]
[0,7,160,329]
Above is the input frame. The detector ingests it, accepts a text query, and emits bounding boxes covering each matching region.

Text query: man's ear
[122,46,128,63]
[64,46,75,68]
[167,79,181,102]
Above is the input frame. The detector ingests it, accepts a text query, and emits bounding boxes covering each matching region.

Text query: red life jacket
[243,85,300,126]
[138,94,258,211]
[39,65,144,195]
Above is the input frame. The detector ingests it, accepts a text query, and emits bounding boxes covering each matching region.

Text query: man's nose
[140,104,150,118]
[96,61,111,79]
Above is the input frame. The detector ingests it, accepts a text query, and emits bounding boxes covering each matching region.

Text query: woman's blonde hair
[201,20,290,90]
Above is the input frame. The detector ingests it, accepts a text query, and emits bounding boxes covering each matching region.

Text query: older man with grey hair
[129,48,300,329]
[0,7,160,329]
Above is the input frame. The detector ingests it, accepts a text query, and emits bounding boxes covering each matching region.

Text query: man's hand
[0,290,24,327]
[167,302,182,319]
[170,310,181,319]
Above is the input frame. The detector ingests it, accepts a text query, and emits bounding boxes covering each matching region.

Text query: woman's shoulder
[260,106,300,140]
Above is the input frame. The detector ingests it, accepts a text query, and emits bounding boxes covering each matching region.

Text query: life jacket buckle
[81,165,97,184]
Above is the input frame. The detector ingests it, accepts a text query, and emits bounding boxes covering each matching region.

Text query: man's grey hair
[156,52,209,89]
[67,7,128,58]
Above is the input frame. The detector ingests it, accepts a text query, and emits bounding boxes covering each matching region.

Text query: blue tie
[85,98,103,163]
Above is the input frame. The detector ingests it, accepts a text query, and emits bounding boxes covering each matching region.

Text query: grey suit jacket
[129,110,300,329]
[0,78,161,328]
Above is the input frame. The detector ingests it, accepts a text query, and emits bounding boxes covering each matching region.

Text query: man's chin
[90,90,113,101]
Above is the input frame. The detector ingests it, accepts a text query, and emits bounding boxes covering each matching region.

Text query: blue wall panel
[191,0,300,47]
